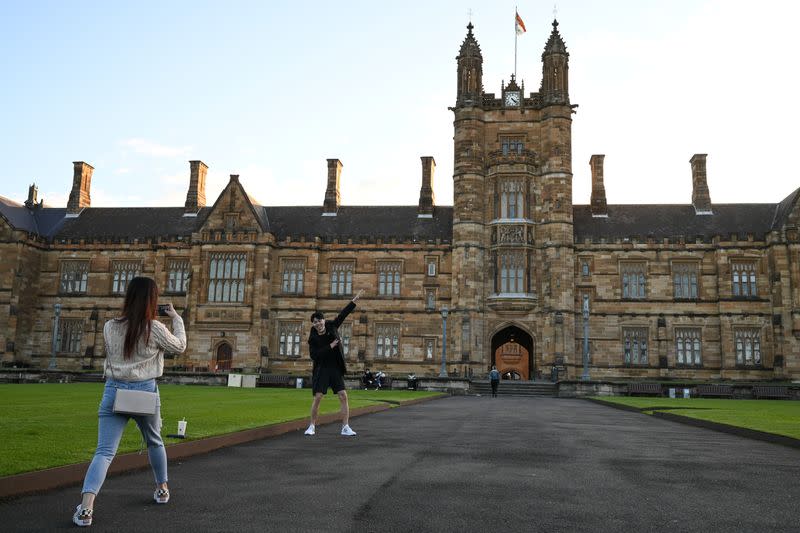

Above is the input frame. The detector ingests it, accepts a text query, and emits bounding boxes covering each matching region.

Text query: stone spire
[541,19,570,105]
[456,22,483,106]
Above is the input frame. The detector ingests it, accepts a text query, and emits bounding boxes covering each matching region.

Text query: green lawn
[593,396,800,439]
[0,384,442,477]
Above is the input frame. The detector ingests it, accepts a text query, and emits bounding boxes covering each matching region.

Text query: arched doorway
[215,342,232,372]
[491,325,534,380]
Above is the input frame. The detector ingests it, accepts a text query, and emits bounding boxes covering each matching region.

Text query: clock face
[505,91,520,106]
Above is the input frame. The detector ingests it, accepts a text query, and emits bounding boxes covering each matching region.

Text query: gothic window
[499,180,525,219]
[499,251,525,293]
[501,137,524,155]
[339,323,352,358]
[580,258,590,277]
[735,329,762,366]
[208,253,246,303]
[378,262,402,296]
[330,261,354,296]
[376,323,400,357]
[278,322,302,357]
[621,262,646,299]
[425,289,436,311]
[112,261,141,295]
[732,261,757,297]
[281,259,304,295]
[676,328,702,366]
[623,328,648,366]
[167,259,190,294]
[60,261,89,294]
[426,257,437,277]
[673,263,699,299]
[56,319,84,353]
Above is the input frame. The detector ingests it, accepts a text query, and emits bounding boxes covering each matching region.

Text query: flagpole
[514,7,518,79]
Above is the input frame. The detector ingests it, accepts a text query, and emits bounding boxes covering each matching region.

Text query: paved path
[2,396,799,532]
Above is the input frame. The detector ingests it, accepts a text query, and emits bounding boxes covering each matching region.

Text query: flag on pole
[515,11,526,35]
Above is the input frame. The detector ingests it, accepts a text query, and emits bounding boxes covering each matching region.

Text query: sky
[1,0,799,210]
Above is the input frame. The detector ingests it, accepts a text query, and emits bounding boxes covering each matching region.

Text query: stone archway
[215,342,233,372]
[491,325,534,380]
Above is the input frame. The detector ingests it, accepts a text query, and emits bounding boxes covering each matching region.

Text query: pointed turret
[541,19,569,105]
[456,22,483,107]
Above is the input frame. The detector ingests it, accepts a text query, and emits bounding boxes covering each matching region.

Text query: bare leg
[80,492,95,509]
[337,390,350,427]
[310,393,323,425]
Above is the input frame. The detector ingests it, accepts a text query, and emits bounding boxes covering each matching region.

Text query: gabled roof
[0,195,67,236]
[771,187,800,230]
[573,203,778,242]
[52,207,208,241]
[263,206,453,242]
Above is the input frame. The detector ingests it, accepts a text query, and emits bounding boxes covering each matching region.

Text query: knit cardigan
[103,316,187,381]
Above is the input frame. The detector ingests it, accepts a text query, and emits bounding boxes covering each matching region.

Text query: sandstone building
[2,21,799,381]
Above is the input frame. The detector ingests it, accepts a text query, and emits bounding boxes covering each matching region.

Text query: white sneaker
[304,424,315,436]
[72,505,92,527]
[341,425,357,436]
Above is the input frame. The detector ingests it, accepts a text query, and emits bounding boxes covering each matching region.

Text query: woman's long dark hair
[118,277,159,359]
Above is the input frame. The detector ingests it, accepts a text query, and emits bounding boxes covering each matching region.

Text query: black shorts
[312,368,346,395]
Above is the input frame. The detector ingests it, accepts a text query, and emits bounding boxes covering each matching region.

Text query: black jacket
[308,301,356,376]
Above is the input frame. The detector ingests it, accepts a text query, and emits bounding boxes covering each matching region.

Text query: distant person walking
[73,277,186,527]
[489,365,500,398]
[305,289,364,437]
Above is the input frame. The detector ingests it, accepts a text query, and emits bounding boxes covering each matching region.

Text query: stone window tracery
[208,253,246,302]
[60,261,89,294]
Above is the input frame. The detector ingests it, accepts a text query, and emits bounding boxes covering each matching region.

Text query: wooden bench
[257,374,297,388]
[627,382,663,396]
[695,384,733,398]
[752,385,790,399]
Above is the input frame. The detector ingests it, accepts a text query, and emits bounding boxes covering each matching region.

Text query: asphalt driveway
[2,396,799,532]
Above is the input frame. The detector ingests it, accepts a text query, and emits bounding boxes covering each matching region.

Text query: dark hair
[310,311,324,322]
[118,277,159,360]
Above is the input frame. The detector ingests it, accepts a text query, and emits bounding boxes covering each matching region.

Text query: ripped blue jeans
[81,379,167,495]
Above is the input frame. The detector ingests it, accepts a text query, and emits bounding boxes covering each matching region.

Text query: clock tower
[451,19,576,380]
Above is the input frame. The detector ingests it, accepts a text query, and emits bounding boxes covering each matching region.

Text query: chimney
[418,156,436,217]
[323,159,342,215]
[67,161,93,215]
[24,184,38,209]
[589,154,607,217]
[184,160,208,215]
[691,154,712,215]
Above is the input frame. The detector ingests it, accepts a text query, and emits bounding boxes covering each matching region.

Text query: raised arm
[152,310,187,353]
[332,289,364,328]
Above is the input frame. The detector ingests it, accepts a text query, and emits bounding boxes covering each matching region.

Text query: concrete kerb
[0,393,446,500]
[586,397,800,451]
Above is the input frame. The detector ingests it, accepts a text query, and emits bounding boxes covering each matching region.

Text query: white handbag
[113,388,158,416]
[107,352,159,416]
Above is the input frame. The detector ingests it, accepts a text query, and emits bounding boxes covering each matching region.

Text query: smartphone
[157,304,170,317]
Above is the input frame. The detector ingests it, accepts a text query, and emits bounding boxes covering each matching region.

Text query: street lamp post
[439,306,449,378]
[581,294,590,381]
[49,303,62,370]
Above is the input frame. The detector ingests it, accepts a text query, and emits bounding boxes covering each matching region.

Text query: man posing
[305,289,364,436]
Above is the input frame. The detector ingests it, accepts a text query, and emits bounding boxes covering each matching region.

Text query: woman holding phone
[73,277,186,527]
